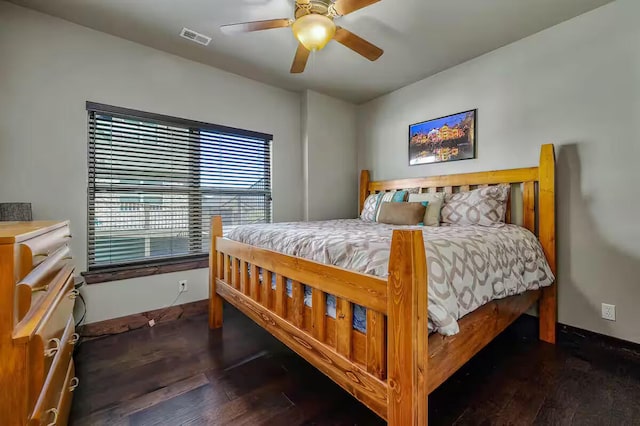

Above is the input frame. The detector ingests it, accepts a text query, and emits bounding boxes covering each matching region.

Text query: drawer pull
[44,338,61,357]
[70,333,80,345]
[69,377,80,392]
[34,252,50,258]
[64,234,72,239]
[69,289,80,300]
[62,255,73,260]
[32,284,50,293]
[45,408,58,426]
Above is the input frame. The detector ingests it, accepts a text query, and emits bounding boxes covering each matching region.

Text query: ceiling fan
[220,0,383,74]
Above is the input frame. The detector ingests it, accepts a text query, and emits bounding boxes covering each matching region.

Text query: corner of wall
[301,90,311,221]
[300,90,359,221]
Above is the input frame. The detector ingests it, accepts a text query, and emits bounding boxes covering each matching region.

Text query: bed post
[359,170,371,214]
[209,216,224,329]
[387,229,429,426]
[538,144,557,343]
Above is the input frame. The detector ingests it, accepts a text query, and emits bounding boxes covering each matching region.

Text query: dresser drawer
[17,223,72,280]
[16,258,74,323]
[29,359,77,426]
[55,361,76,426]
[27,290,78,411]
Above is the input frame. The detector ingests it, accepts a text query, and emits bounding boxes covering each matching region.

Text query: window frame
[83,102,273,284]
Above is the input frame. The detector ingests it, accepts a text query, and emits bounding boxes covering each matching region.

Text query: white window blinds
[87,102,272,271]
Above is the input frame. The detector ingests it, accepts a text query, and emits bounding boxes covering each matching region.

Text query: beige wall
[302,90,358,220]
[358,0,640,343]
[0,2,304,323]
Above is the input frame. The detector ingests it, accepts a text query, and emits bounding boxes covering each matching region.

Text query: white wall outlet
[601,303,616,321]
[178,279,188,293]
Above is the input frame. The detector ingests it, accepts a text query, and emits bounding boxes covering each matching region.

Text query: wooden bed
[208,144,556,425]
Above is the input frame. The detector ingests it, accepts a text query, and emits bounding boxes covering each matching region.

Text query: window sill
[82,257,209,284]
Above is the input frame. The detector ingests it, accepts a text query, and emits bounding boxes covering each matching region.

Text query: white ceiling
[10,0,613,103]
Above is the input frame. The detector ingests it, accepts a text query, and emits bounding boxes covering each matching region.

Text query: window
[86,102,272,278]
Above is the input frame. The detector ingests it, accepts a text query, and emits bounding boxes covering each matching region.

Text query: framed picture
[409,109,476,165]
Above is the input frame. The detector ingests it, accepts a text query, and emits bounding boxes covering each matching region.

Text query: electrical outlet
[601,303,616,321]
[178,279,188,293]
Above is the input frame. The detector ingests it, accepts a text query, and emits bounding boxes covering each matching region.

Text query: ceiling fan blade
[334,27,383,61]
[220,19,291,34]
[291,43,310,73]
[332,0,381,16]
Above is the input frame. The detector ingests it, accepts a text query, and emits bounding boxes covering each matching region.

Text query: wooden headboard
[359,144,556,276]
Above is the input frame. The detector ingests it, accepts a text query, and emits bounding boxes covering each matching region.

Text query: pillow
[374,190,408,221]
[360,190,408,222]
[360,193,381,222]
[377,202,427,225]
[441,185,510,226]
[407,192,446,226]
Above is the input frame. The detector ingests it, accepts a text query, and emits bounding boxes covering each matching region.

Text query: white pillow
[407,192,446,226]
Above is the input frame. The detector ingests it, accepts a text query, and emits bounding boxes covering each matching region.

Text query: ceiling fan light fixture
[292,14,336,52]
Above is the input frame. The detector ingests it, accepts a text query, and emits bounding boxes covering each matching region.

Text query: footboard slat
[216,252,223,280]
[291,280,305,328]
[262,270,273,309]
[311,289,327,341]
[240,260,249,295]
[258,263,271,308]
[366,310,386,380]
[232,258,240,290]
[250,264,259,300]
[275,274,286,317]
[223,255,230,283]
[335,298,353,358]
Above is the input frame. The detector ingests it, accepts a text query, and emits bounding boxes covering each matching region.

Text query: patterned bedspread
[227,219,554,336]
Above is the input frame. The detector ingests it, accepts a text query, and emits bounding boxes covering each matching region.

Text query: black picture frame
[408,109,477,166]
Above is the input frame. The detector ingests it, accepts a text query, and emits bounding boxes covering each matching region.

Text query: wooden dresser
[0,221,78,426]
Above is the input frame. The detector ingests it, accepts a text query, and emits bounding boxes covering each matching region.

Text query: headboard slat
[367,167,539,193]
[523,181,536,233]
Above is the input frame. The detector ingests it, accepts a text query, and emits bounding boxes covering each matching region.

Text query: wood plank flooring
[70,305,640,425]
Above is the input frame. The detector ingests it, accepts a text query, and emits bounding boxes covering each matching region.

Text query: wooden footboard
[209,223,393,418]
[208,144,556,425]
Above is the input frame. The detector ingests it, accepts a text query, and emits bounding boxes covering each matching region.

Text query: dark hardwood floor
[71,305,640,425]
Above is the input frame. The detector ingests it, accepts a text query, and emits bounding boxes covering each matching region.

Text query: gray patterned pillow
[441,185,510,226]
[360,193,381,222]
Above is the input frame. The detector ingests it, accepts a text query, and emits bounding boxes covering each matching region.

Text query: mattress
[227,219,554,336]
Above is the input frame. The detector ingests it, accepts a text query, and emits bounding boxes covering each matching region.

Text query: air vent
[180,27,212,46]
